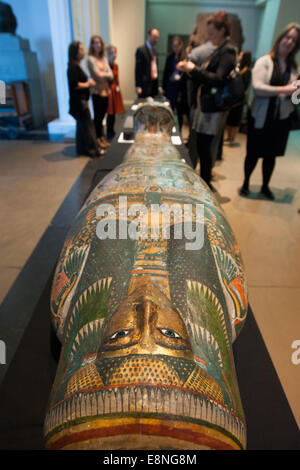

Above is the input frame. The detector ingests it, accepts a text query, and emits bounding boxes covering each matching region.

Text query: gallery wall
[109,0,146,106]
[145,0,262,77]
[273,0,300,63]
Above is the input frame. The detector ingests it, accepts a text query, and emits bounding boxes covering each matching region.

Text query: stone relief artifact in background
[0,1,45,130]
[0,1,17,34]
[189,12,244,50]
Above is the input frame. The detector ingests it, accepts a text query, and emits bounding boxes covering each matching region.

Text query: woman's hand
[177,60,195,73]
[88,78,96,87]
[77,78,95,89]
[278,82,299,96]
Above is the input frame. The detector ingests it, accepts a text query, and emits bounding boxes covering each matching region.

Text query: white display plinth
[47,118,75,142]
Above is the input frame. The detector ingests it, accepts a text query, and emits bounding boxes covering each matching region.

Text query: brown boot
[97,138,108,149]
[99,137,110,148]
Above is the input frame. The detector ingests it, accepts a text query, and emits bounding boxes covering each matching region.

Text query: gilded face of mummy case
[44,102,248,450]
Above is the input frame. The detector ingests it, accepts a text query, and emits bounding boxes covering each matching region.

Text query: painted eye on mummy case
[158,328,181,339]
[109,329,132,342]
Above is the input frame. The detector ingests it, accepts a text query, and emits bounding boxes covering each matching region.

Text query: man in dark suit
[135,28,160,98]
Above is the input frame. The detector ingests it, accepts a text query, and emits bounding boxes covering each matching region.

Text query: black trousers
[92,95,109,138]
[106,114,116,139]
[196,132,214,185]
[140,79,159,98]
[74,108,99,157]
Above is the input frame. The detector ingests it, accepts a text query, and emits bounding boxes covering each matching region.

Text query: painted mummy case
[44,102,248,450]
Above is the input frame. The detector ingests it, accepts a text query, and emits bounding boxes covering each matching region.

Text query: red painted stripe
[47,422,237,450]
[83,352,97,360]
[131,269,168,275]
[193,355,207,365]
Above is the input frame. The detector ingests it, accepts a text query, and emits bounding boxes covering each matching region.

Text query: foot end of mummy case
[44,102,248,450]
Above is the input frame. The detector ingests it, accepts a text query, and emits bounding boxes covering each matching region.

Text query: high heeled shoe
[260,186,275,200]
[98,137,110,148]
[239,184,249,197]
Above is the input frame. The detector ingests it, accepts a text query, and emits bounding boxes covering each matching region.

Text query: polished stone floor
[0,126,299,439]
[0,142,87,303]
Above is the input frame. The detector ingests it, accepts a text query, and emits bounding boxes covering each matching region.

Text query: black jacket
[135,44,159,98]
[162,52,177,92]
[190,39,237,112]
[67,62,90,118]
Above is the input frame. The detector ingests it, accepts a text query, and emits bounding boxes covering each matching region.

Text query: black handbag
[214,66,245,111]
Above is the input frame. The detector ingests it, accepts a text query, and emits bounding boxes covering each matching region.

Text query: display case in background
[0,81,33,139]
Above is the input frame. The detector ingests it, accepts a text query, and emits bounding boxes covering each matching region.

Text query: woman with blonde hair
[87,35,113,149]
[240,23,300,199]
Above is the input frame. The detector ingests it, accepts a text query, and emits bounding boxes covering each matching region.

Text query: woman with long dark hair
[87,35,113,150]
[67,41,102,158]
[240,23,300,200]
[177,11,237,191]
